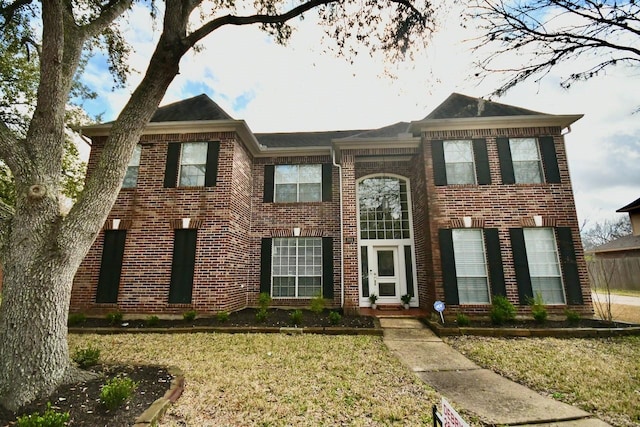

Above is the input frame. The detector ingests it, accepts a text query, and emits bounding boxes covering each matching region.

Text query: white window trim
[274,164,322,203]
[452,228,491,304]
[178,142,208,187]
[271,237,323,298]
[523,227,566,305]
[509,138,544,184]
[122,145,142,188]
[443,140,477,185]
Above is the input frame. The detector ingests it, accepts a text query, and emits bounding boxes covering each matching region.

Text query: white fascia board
[332,136,421,150]
[409,114,584,133]
[82,120,264,156]
[253,146,331,158]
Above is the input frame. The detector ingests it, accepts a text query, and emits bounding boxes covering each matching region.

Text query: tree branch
[81,0,133,38]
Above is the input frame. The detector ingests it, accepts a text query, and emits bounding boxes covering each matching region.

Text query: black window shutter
[204,141,220,187]
[263,165,275,203]
[509,228,533,304]
[322,163,333,202]
[404,245,415,297]
[538,136,561,183]
[438,229,459,305]
[96,230,127,303]
[322,237,334,299]
[432,140,447,186]
[260,238,272,294]
[556,227,583,304]
[497,137,515,184]
[164,143,181,188]
[473,138,491,185]
[484,229,506,297]
[360,246,369,298]
[168,229,197,304]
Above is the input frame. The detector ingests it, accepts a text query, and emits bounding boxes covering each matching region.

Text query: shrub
[456,313,470,327]
[100,376,137,410]
[144,315,160,327]
[490,295,516,325]
[17,402,69,427]
[310,294,325,313]
[565,309,581,325]
[255,308,268,323]
[216,311,230,323]
[258,292,272,310]
[289,309,303,326]
[328,311,342,325]
[529,292,548,324]
[72,345,101,368]
[105,311,123,326]
[183,310,197,322]
[67,313,86,326]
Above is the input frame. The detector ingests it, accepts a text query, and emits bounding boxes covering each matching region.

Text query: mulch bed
[73,308,376,329]
[438,318,636,329]
[0,364,172,427]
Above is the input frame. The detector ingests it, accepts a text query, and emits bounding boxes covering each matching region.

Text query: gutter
[332,147,345,308]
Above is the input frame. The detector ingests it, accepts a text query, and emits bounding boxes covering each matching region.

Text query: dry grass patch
[446,336,640,427]
[69,333,438,426]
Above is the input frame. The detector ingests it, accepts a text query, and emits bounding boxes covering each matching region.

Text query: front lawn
[69,334,439,426]
[446,336,640,427]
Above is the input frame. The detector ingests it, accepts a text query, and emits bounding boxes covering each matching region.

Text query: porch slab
[419,369,594,426]
[384,340,479,372]
[378,317,425,329]
[518,419,611,427]
[383,328,441,342]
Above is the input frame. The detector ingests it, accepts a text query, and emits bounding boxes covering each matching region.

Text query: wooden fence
[587,255,640,292]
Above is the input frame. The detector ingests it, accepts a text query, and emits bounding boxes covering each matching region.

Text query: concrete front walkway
[380,317,611,426]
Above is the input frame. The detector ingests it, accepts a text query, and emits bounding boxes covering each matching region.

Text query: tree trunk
[0,231,78,411]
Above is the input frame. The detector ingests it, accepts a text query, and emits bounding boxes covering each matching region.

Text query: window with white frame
[271,238,322,297]
[274,164,322,202]
[444,140,476,185]
[509,138,543,183]
[452,229,490,304]
[523,228,565,304]
[179,142,208,187]
[122,145,142,188]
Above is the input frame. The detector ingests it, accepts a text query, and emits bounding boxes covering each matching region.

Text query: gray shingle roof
[424,93,545,120]
[591,234,640,253]
[255,130,364,148]
[150,94,233,122]
[617,197,640,213]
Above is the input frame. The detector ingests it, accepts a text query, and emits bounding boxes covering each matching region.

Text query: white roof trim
[409,114,583,133]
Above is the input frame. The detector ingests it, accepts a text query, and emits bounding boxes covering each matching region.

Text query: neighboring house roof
[591,234,640,253]
[150,94,233,122]
[423,93,545,119]
[616,197,640,213]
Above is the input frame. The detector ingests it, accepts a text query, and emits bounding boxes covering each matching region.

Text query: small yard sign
[441,398,469,427]
[433,300,445,324]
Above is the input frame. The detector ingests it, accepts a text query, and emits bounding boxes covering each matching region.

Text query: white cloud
[79,1,640,226]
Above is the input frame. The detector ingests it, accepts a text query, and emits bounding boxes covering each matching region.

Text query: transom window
[179,142,208,187]
[275,165,322,202]
[444,140,476,185]
[122,145,142,188]
[452,229,490,304]
[523,228,565,304]
[358,177,410,240]
[510,138,543,183]
[271,238,322,297]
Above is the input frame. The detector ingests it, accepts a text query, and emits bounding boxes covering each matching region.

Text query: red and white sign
[442,398,469,427]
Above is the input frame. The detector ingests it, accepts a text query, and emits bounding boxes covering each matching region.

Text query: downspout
[332,147,345,308]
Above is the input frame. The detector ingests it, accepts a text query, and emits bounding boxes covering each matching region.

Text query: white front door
[370,246,401,304]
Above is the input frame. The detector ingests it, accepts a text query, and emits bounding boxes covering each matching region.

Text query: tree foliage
[0,0,435,411]
[469,0,640,96]
[581,216,632,250]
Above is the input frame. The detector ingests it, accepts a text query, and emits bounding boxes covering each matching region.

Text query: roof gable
[424,93,545,120]
[150,94,233,122]
[617,197,640,213]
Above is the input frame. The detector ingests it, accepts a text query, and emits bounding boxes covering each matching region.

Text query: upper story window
[358,176,410,240]
[452,229,490,304]
[509,138,543,183]
[179,142,208,187]
[122,145,141,188]
[274,164,322,202]
[164,141,220,188]
[444,140,476,185]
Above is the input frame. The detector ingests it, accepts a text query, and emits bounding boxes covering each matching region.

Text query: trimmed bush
[258,292,272,310]
[565,309,581,325]
[456,313,470,327]
[216,311,230,323]
[72,345,101,368]
[328,311,342,325]
[100,376,137,410]
[182,310,197,322]
[529,293,548,324]
[255,308,268,323]
[144,315,160,327]
[490,295,516,325]
[310,294,325,314]
[105,311,123,326]
[67,313,86,326]
[17,403,69,427]
[289,309,303,326]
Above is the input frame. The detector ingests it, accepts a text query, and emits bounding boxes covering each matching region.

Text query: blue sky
[78,2,639,227]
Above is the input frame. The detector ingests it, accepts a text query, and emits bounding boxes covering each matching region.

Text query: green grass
[69,334,438,426]
[446,336,640,427]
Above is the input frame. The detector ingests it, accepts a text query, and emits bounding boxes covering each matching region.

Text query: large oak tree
[0,0,434,411]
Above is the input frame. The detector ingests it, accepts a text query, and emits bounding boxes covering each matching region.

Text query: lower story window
[523,228,565,304]
[272,237,322,297]
[452,229,490,304]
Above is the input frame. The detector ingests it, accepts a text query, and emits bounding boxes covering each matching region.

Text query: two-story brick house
[70,92,593,316]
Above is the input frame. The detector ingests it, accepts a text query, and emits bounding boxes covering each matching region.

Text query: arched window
[358,176,410,240]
